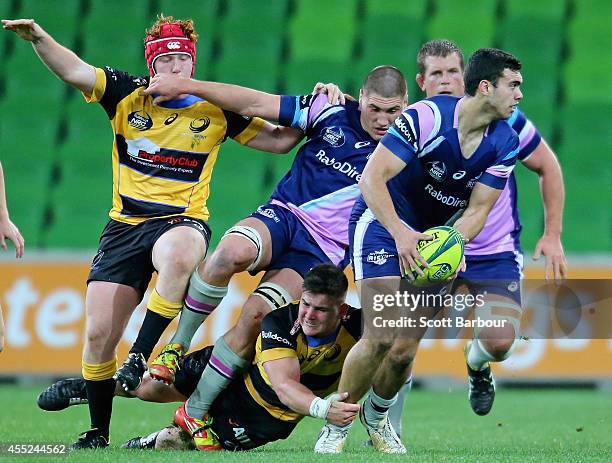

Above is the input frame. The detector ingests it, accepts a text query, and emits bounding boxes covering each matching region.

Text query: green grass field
[0,384,610,462]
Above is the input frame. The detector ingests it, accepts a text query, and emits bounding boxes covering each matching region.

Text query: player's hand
[311,82,354,105]
[533,234,567,281]
[0,217,24,258]
[142,73,190,105]
[393,229,432,281]
[1,19,44,42]
[325,392,360,427]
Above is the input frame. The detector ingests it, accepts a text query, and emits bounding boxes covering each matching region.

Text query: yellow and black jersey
[242,302,362,423]
[84,66,265,225]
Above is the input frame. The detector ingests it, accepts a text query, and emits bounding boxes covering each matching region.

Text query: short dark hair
[417,39,464,75]
[463,48,522,96]
[302,264,348,301]
[362,65,407,99]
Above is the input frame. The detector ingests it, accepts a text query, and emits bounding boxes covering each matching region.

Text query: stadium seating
[0,0,609,253]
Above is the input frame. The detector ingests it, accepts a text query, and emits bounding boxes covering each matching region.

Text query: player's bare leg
[75,281,141,448]
[115,226,206,391]
[149,217,274,384]
[465,294,520,415]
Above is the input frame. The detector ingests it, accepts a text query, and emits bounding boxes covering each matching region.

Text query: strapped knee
[82,357,117,381]
[474,299,522,340]
[252,282,293,311]
[222,226,263,272]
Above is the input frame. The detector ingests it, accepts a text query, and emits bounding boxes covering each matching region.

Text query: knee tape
[473,300,522,339]
[82,357,118,381]
[252,282,293,311]
[148,288,183,319]
[222,226,263,272]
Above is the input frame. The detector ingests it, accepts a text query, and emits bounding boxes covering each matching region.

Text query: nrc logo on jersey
[322,126,345,147]
[426,161,447,182]
[166,41,181,50]
[315,150,362,181]
[128,111,153,131]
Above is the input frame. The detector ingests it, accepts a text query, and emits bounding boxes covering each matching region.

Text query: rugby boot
[113,352,147,392]
[149,343,183,384]
[173,403,222,451]
[70,428,109,450]
[314,424,349,454]
[359,406,406,454]
[37,377,88,411]
[466,362,496,415]
[121,430,161,450]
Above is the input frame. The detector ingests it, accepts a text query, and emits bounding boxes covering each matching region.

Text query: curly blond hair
[145,14,198,43]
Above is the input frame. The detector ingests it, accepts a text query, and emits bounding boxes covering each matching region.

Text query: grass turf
[0,384,610,462]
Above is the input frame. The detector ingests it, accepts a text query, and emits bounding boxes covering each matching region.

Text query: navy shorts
[88,216,211,295]
[349,214,403,280]
[250,203,332,277]
[455,251,523,304]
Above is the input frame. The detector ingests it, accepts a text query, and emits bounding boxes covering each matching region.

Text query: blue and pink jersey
[351,95,519,231]
[465,109,541,256]
[273,94,377,264]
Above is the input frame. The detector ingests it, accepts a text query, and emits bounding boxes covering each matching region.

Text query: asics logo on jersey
[262,331,292,346]
[322,126,345,147]
[166,41,181,50]
[426,161,447,182]
[424,184,468,208]
[315,150,362,180]
[354,141,371,149]
[164,113,178,125]
[453,170,466,180]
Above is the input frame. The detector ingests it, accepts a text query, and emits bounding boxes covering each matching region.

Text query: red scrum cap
[144,22,196,77]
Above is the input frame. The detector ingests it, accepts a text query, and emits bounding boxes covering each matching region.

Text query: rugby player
[2,16,306,448]
[383,40,567,429]
[128,65,407,445]
[38,265,362,451]
[315,48,525,453]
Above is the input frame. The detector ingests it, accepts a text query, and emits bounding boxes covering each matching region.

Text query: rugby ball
[411,226,464,286]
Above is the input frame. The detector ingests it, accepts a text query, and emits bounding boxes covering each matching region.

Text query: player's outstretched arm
[454,182,503,242]
[0,162,24,259]
[144,74,281,120]
[2,19,95,94]
[244,124,304,154]
[522,139,567,280]
[360,144,432,279]
[263,357,359,426]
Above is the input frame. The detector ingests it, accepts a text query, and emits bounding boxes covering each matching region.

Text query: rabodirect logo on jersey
[262,331,292,346]
[315,150,362,181]
[128,111,153,131]
[424,184,468,208]
[322,126,345,147]
[426,161,447,182]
